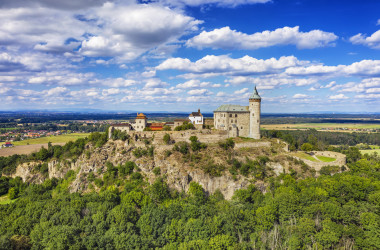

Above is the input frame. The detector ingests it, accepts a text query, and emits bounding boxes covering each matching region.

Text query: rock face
[9,138,311,200]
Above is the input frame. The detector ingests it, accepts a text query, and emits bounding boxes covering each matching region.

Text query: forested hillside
[0,131,379,249]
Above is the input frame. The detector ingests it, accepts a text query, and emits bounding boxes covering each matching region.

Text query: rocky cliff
[8,137,315,199]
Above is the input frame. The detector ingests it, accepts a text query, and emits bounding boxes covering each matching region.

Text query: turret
[249,86,261,139]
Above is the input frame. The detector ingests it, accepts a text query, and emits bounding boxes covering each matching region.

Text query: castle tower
[249,86,261,139]
[135,113,147,131]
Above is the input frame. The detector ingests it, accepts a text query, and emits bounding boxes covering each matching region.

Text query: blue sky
[1,0,380,113]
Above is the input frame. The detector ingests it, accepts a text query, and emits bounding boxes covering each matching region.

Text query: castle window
[235,114,237,117]
[229,127,231,130]
[235,120,237,123]
[231,120,233,123]
[229,114,232,117]
[241,127,243,129]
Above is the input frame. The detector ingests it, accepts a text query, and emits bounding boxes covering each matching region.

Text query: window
[241,127,243,129]
[235,114,237,117]
[231,120,233,123]
[235,120,237,123]
[229,127,231,130]
[229,114,232,117]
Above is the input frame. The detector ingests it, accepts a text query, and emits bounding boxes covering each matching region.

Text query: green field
[360,149,380,155]
[316,155,336,162]
[262,123,380,131]
[294,152,318,162]
[2,133,91,146]
[0,195,16,205]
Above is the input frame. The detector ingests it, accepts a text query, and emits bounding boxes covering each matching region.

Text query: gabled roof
[190,112,202,117]
[214,104,249,112]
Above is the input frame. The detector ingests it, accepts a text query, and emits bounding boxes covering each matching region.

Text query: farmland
[1,133,90,146]
[261,123,380,132]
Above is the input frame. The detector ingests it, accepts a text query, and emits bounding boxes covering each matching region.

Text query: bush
[174,121,195,131]
[153,167,161,176]
[218,138,235,150]
[163,125,171,131]
[301,143,314,151]
[163,133,171,145]
[173,142,190,155]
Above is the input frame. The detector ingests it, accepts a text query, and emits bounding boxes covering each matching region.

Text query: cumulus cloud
[292,94,310,99]
[144,78,169,88]
[350,30,380,49]
[187,89,212,96]
[80,3,202,61]
[176,79,211,89]
[329,94,348,100]
[234,88,249,94]
[226,75,317,89]
[157,55,307,76]
[147,0,270,8]
[286,60,380,78]
[187,26,338,50]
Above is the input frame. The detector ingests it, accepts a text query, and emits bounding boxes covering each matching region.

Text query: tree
[301,143,314,151]
[163,133,171,145]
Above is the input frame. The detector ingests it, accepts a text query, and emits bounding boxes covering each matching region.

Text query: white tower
[249,86,261,139]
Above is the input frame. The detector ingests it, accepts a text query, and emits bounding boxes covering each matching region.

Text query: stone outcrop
[8,137,327,200]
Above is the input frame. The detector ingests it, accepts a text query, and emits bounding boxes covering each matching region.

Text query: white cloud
[234,88,248,94]
[100,78,137,88]
[157,55,307,75]
[144,78,169,88]
[286,60,380,78]
[329,94,348,100]
[350,30,380,49]
[187,89,212,96]
[292,94,309,99]
[80,3,202,61]
[187,26,338,50]
[149,0,270,8]
[102,88,120,96]
[176,79,211,89]
[226,75,317,89]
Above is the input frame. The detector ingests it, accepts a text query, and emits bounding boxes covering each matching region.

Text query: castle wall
[129,129,229,144]
[214,111,250,137]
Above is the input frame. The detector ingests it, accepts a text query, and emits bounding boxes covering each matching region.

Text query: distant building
[214,86,261,139]
[131,113,147,132]
[189,109,204,126]
[2,142,14,148]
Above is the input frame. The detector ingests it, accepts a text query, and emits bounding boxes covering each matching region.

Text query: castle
[109,86,261,139]
[213,86,261,139]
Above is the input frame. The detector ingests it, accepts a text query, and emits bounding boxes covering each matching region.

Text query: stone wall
[214,111,250,137]
[234,141,271,149]
[293,151,346,172]
[129,129,229,145]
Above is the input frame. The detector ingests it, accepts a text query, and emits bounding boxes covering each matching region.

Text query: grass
[360,149,380,155]
[316,155,336,162]
[0,195,17,205]
[1,133,91,146]
[294,152,318,162]
[262,123,380,131]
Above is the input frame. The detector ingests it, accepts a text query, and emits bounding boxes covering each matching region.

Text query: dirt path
[0,143,66,157]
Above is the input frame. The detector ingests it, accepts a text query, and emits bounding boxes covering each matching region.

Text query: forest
[0,130,379,249]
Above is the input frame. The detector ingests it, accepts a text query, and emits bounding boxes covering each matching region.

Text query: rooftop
[214,104,249,112]
[249,86,261,100]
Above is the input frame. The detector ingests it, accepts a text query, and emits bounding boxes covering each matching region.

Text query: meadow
[2,133,91,146]
[261,123,380,131]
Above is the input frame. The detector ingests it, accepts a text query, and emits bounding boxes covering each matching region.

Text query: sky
[1,0,380,113]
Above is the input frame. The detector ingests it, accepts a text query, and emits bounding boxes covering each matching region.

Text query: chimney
[198,109,200,113]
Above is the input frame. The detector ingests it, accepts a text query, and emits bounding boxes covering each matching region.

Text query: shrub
[153,167,161,176]
[163,133,171,145]
[163,125,171,131]
[219,138,235,150]
[173,142,190,155]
